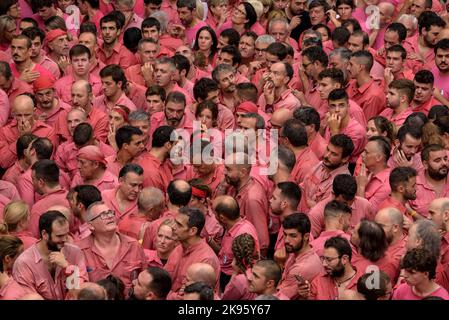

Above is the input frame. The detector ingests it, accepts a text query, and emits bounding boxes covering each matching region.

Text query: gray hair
[268,18,289,34]
[155,57,176,71]
[415,219,441,259]
[129,110,150,122]
[397,14,418,31]
[150,11,168,33]
[329,47,352,61]
[212,64,236,83]
[255,35,275,46]
[241,112,265,130]
[86,201,106,222]
[138,187,164,212]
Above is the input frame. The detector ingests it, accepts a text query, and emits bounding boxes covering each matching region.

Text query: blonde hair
[266,9,287,22]
[245,0,263,19]
[196,0,205,20]
[0,201,29,234]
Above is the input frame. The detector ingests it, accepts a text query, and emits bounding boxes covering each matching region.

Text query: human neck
[0,272,9,287]
[86,168,105,183]
[73,72,89,81]
[356,73,371,87]
[150,147,167,162]
[414,279,438,296]
[418,35,430,51]
[15,59,34,73]
[425,171,447,187]
[324,220,342,232]
[181,235,201,250]
[226,217,241,230]
[274,85,288,101]
[339,115,350,129]
[280,208,296,221]
[294,243,311,258]
[390,191,406,205]
[232,23,245,34]
[117,149,133,165]
[237,175,252,191]
[163,82,175,93]
[392,103,409,115]
[41,184,61,195]
[107,89,123,104]
[48,51,62,63]
[94,231,119,247]
[37,239,51,259]
[334,265,356,283]
[116,187,133,204]
[103,39,117,51]
[368,163,387,175]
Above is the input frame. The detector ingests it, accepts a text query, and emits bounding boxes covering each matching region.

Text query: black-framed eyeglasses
[89,210,115,222]
[320,255,341,264]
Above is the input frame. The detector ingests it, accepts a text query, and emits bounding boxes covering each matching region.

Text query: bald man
[218,152,270,256]
[118,187,166,241]
[269,108,293,131]
[372,2,395,50]
[55,80,108,142]
[77,282,107,300]
[183,263,217,299]
[375,207,407,266]
[0,94,56,169]
[429,198,449,265]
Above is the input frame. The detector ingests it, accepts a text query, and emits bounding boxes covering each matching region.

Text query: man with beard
[356,136,392,211]
[150,91,194,137]
[97,14,137,70]
[177,0,207,46]
[258,62,300,113]
[217,151,270,257]
[277,213,322,300]
[33,74,70,128]
[105,126,145,177]
[411,70,440,115]
[286,0,312,42]
[67,185,102,241]
[431,39,449,102]
[379,166,418,219]
[128,267,172,300]
[380,79,415,127]
[212,64,239,112]
[102,163,144,221]
[388,124,424,172]
[375,207,408,268]
[94,65,137,114]
[13,211,88,300]
[75,201,146,294]
[164,207,220,299]
[247,259,287,299]
[297,236,359,300]
[300,134,354,213]
[409,145,449,219]
[406,13,445,72]
[429,198,449,266]
[299,46,328,109]
[45,29,70,70]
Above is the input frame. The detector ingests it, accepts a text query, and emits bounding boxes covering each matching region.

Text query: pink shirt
[300,162,350,213]
[36,53,61,80]
[309,133,327,160]
[97,42,138,70]
[138,153,173,193]
[29,189,70,239]
[388,152,424,173]
[4,78,33,106]
[387,234,408,266]
[118,213,150,240]
[378,196,407,216]
[0,89,10,127]
[278,248,322,299]
[406,34,435,72]
[160,34,184,54]
[185,164,224,196]
[161,0,180,24]
[34,99,71,128]
[347,79,386,120]
[432,66,449,101]
[75,233,146,291]
[101,187,138,220]
[10,230,38,250]
[55,74,102,105]
[222,273,256,300]
[93,92,137,114]
[410,173,449,218]
[412,97,440,116]
[12,242,88,300]
[393,282,449,300]
[257,88,301,113]
[0,120,56,169]
[201,207,224,244]
[227,178,270,250]
[352,252,399,283]
[71,170,118,192]
[10,63,53,86]
[308,196,375,238]
[219,218,260,275]
[2,161,26,186]
[319,99,367,128]
[310,270,359,300]
[310,230,351,257]
[141,211,176,250]
[379,107,413,127]
[362,167,392,211]
[0,277,29,300]
[0,179,19,201]
[164,239,220,295]
[291,148,320,184]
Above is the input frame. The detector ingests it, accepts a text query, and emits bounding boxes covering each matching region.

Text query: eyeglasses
[320,256,340,264]
[89,210,115,222]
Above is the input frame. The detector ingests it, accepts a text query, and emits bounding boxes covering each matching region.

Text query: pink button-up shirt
[300,162,350,213]
[34,99,71,128]
[310,230,351,257]
[10,230,38,250]
[138,153,173,193]
[185,164,224,196]
[387,234,408,266]
[164,239,220,295]
[71,170,118,192]
[347,78,386,120]
[227,178,270,250]
[4,78,33,106]
[410,173,449,218]
[101,187,138,220]
[388,151,424,173]
[219,218,260,275]
[310,269,360,300]
[186,21,208,47]
[257,88,301,113]
[291,147,320,185]
[222,273,257,300]
[75,233,146,292]
[93,92,137,114]
[118,213,150,240]
[12,243,88,300]
[0,180,19,201]
[278,248,322,299]
[352,251,399,283]
[0,89,10,127]
[0,277,30,300]
[379,107,413,128]
[200,207,224,244]
[362,167,392,211]
[308,196,375,238]
[2,161,27,186]
[97,42,138,70]
[378,196,407,216]
[55,74,102,105]
[392,282,449,300]
[161,0,180,24]
[309,133,327,160]
[412,97,440,116]
[432,65,449,101]
[36,53,60,80]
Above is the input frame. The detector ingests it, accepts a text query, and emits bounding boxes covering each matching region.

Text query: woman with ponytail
[222,233,259,300]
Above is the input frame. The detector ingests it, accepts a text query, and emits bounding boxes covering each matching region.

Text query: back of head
[324,200,352,220]
[0,235,23,273]
[96,275,125,300]
[183,282,214,300]
[146,267,172,299]
[356,271,391,300]
[332,174,357,201]
[73,123,94,147]
[254,260,282,287]
[152,125,175,148]
[77,283,107,300]
[277,182,301,209]
[282,212,311,235]
[31,137,53,160]
[357,220,388,262]
[167,179,192,206]
[213,195,240,221]
[73,185,102,209]
[414,219,441,258]
[31,159,59,187]
[281,119,308,147]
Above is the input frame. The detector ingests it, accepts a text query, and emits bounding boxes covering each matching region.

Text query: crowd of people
[1,0,449,301]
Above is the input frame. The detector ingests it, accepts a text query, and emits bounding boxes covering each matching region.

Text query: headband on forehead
[112,106,129,122]
[191,186,207,198]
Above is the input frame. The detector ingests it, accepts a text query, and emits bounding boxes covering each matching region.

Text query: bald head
[213,195,240,221]
[13,94,34,113]
[138,187,165,217]
[271,108,293,129]
[429,197,449,230]
[72,79,91,94]
[47,206,71,220]
[186,263,216,288]
[376,207,404,226]
[77,282,107,300]
[378,2,395,25]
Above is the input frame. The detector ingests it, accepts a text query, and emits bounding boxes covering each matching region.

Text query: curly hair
[231,233,258,274]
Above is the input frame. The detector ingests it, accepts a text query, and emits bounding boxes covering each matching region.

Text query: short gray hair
[150,11,168,33]
[255,35,275,46]
[241,112,265,130]
[415,219,441,259]
[212,64,235,83]
[329,47,352,61]
[129,110,150,122]
[86,201,106,221]
[268,18,289,34]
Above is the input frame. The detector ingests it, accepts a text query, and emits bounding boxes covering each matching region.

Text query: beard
[330,262,345,278]
[428,166,448,181]
[47,239,62,252]
[285,239,303,253]
[323,157,343,170]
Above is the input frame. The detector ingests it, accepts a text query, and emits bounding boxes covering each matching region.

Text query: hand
[306,198,316,209]
[289,15,302,31]
[393,148,413,167]
[297,280,311,299]
[326,9,338,21]
[141,62,154,84]
[20,68,40,83]
[377,47,385,57]
[273,248,287,267]
[384,67,394,86]
[263,80,275,105]
[356,162,371,189]
[18,119,33,135]
[108,123,118,151]
[49,251,69,269]
[327,113,342,134]
[248,60,264,75]
[291,89,307,105]
[403,214,413,230]
[58,55,70,73]
[168,24,185,39]
[407,52,424,63]
[218,11,230,25]
[55,7,64,17]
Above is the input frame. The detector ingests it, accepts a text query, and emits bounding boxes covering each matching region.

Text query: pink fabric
[138,153,173,193]
[388,152,424,173]
[291,148,320,184]
[227,179,270,251]
[0,120,56,170]
[412,97,440,116]
[410,173,449,218]
[12,243,88,300]
[379,107,413,127]
[0,180,19,201]
[219,218,260,275]
[97,42,138,70]
[125,65,146,86]
[10,230,38,250]
[29,189,70,239]
[18,0,33,18]
[308,196,375,238]
[54,74,102,104]
[352,251,399,283]
[93,93,137,114]
[392,282,449,300]
[118,213,150,240]
[161,0,179,24]
[222,273,257,300]
[405,34,435,72]
[101,187,138,220]
[164,239,221,296]
[185,164,224,197]
[10,63,54,86]
[310,230,351,257]
[310,270,359,300]
[300,162,350,213]
[2,161,27,186]
[145,249,165,268]
[432,66,449,101]
[309,133,327,160]
[34,99,71,128]
[440,233,449,266]
[250,22,266,36]
[37,54,61,80]
[0,89,10,126]
[257,88,301,113]
[347,79,386,120]
[278,248,322,299]
[4,78,33,106]
[378,196,407,216]
[372,27,387,50]
[387,234,408,266]
[75,233,147,291]
[360,167,392,212]
[0,277,30,300]
[200,207,224,244]
[126,82,149,111]
[71,170,118,192]
[160,34,185,54]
